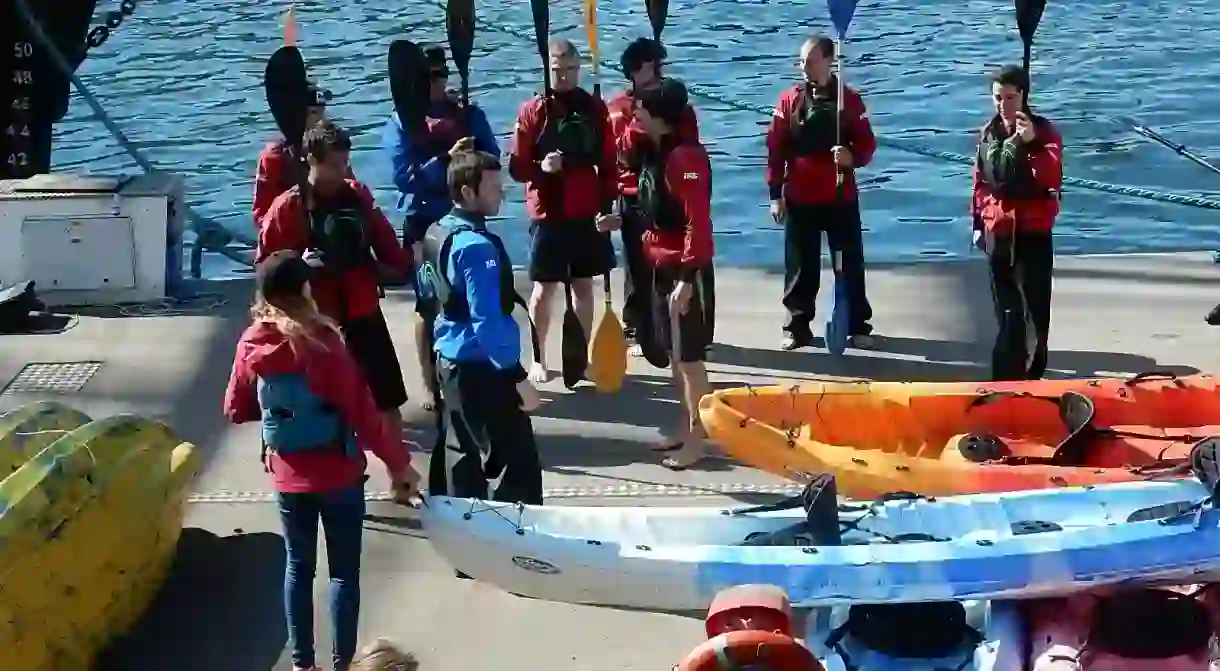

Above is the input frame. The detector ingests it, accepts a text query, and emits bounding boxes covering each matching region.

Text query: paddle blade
[826,0,858,39]
[1015,0,1046,45]
[530,0,551,83]
[561,290,588,389]
[589,310,627,393]
[645,0,667,42]
[824,254,850,356]
[446,0,475,105]
[388,39,429,131]
[265,46,309,146]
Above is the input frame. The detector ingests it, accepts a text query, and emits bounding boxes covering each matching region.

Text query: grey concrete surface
[2,252,1219,669]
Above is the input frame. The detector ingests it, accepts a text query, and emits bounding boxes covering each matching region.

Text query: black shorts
[341,309,408,411]
[528,218,616,283]
[650,264,715,364]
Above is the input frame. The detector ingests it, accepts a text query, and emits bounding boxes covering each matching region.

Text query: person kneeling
[634,78,717,471]
[419,150,544,504]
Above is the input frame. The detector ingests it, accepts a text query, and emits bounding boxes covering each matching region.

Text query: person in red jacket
[634,78,716,471]
[509,38,621,384]
[607,37,701,353]
[971,64,1062,381]
[223,249,419,671]
[765,36,877,352]
[259,120,412,441]
[252,82,355,232]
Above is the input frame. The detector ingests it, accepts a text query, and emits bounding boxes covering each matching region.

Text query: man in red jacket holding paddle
[633,78,716,471]
[972,64,1062,381]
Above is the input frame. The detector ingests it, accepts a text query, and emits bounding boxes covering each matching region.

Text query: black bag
[1087,589,1213,660]
[826,602,981,671]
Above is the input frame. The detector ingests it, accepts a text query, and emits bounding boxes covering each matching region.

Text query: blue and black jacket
[421,209,527,382]
[382,100,500,241]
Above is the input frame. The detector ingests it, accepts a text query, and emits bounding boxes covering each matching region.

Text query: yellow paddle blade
[589,308,627,393]
[583,0,599,74]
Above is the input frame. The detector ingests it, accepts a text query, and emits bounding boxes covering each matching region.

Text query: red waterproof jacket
[765,79,876,206]
[257,179,410,323]
[641,136,714,279]
[971,114,1063,234]
[508,88,618,222]
[252,141,355,230]
[223,321,412,493]
[607,89,701,197]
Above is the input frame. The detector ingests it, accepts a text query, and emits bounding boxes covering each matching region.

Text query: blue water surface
[53,0,1220,276]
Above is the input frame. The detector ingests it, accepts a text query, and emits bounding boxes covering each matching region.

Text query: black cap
[423,44,450,77]
[256,250,314,301]
[636,77,689,126]
[621,38,667,77]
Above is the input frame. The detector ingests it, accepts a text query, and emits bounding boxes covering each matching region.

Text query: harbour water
[53,0,1220,276]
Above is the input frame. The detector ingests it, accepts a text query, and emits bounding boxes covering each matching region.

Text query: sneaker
[781,332,813,351]
[849,334,875,350]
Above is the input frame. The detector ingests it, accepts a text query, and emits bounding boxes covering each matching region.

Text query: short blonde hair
[548,38,580,60]
[350,639,419,671]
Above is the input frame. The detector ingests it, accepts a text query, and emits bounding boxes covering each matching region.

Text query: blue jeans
[277,486,365,669]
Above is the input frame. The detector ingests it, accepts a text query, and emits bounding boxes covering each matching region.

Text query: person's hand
[669,280,693,316]
[832,145,853,169]
[391,464,422,506]
[540,151,564,174]
[1013,112,1036,144]
[516,379,542,412]
[595,213,622,232]
[447,136,475,159]
[769,199,787,226]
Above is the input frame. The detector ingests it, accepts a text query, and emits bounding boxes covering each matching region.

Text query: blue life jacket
[257,373,357,457]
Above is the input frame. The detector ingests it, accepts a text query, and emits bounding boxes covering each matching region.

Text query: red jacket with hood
[223,321,412,493]
[508,89,619,222]
[765,80,876,206]
[641,131,714,277]
[607,89,701,197]
[257,179,409,323]
[971,114,1062,235]
[252,141,356,231]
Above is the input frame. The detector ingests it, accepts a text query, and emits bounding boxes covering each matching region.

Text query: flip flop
[662,453,707,471]
[650,440,683,453]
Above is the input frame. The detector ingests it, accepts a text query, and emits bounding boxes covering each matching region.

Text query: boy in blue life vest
[419,150,543,505]
[383,44,500,411]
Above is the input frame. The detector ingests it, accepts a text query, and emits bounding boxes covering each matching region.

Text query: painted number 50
[13,42,34,58]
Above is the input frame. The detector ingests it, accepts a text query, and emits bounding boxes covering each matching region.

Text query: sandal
[650,440,684,453]
[662,453,708,471]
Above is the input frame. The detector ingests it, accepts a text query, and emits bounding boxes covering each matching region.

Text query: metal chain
[85,0,138,51]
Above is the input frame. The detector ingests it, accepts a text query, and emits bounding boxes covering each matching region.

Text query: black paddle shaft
[645,0,667,42]
[265,46,309,151]
[446,0,475,106]
[388,39,430,132]
[1015,0,1046,107]
[529,0,551,94]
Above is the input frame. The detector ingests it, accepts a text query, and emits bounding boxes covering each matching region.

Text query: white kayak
[421,474,1220,611]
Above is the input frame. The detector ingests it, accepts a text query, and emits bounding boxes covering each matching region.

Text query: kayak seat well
[738,473,843,547]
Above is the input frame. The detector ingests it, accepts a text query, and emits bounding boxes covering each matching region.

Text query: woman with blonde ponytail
[224,250,420,671]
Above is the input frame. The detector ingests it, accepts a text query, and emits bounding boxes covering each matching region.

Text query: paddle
[1015,0,1046,108]
[823,0,857,357]
[265,44,310,201]
[388,40,430,134]
[446,0,475,107]
[584,0,628,393]
[646,0,667,42]
[1119,117,1220,178]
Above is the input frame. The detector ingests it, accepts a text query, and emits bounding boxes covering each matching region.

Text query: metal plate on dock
[1,361,103,394]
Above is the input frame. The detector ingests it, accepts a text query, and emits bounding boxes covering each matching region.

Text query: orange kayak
[698,371,1220,498]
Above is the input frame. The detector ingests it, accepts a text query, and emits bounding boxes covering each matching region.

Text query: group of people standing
[221,29,1063,671]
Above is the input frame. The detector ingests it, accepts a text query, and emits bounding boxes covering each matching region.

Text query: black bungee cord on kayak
[11,0,257,279]
[448,1,1220,212]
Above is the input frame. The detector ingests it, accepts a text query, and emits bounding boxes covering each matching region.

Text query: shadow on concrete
[712,338,1200,383]
[98,528,286,671]
[536,374,753,431]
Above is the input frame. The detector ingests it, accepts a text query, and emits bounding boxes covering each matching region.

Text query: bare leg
[414,317,438,410]
[663,361,713,468]
[570,277,596,342]
[528,281,558,383]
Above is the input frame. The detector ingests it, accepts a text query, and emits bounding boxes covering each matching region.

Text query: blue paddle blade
[827,0,858,39]
[825,264,850,356]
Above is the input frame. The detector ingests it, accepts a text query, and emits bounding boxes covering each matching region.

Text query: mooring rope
[463,10,1220,211]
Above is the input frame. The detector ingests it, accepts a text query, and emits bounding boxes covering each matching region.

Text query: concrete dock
[1,251,1217,670]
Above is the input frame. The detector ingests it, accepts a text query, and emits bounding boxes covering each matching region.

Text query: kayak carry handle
[1126,370,1184,386]
[967,390,1059,409]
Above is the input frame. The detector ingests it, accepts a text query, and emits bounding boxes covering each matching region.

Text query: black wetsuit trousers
[619,196,653,339]
[782,200,874,337]
[988,231,1053,381]
[429,357,542,505]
